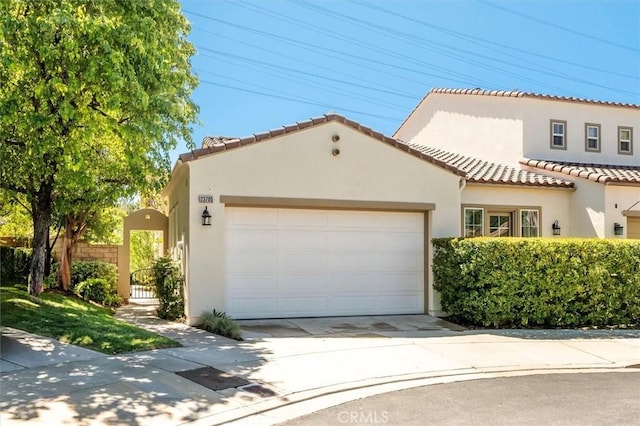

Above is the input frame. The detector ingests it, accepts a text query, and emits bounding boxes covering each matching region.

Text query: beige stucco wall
[395,93,639,167]
[394,93,525,167]
[606,185,640,238]
[522,99,640,165]
[461,184,573,237]
[166,121,463,324]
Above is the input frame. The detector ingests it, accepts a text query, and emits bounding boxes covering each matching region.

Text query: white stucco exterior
[165,120,463,324]
[395,91,640,167]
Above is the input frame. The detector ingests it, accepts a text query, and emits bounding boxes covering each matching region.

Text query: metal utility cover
[176,367,249,391]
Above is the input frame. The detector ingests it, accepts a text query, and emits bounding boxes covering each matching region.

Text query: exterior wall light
[614,222,624,236]
[202,206,212,226]
[552,220,561,236]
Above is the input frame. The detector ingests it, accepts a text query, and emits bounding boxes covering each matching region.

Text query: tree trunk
[57,224,73,291]
[57,213,90,291]
[29,188,53,296]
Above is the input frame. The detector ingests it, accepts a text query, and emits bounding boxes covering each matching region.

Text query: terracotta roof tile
[407,145,574,188]
[428,88,640,108]
[521,159,640,186]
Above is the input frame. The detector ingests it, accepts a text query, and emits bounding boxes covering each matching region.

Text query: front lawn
[0,286,180,354]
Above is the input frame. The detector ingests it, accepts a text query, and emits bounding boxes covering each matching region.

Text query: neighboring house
[394,88,640,239]
[164,112,577,323]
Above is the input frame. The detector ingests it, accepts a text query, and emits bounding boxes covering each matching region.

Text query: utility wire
[199,78,403,122]
[479,0,640,54]
[355,0,640,81]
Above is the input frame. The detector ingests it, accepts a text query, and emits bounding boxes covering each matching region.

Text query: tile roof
[178,113,467,176]
[407,145,574,188]
[429,88,640,109]
[521,159,640,186]
[394,87,639,137]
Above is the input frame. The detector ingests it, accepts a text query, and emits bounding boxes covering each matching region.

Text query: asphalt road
[281,371,640,426]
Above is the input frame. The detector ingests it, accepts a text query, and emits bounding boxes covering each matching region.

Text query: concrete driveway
[236,314,466,339]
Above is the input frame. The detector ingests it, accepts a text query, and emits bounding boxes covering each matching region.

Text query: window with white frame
[463,206,541,238]
[585,123,601,152]
[619,126,633,154]
[550,120,566,149]
[521,210,540,237]
[464,208,484,237]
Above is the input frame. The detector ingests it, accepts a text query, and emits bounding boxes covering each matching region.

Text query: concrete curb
[187,364,640,425]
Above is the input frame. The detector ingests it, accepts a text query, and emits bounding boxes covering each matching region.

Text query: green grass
[0,285,180,354]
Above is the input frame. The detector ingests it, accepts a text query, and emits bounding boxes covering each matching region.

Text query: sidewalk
[1,304,639,426]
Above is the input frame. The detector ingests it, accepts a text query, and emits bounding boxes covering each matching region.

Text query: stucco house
[164,106,591,323]
[394,88,640,240]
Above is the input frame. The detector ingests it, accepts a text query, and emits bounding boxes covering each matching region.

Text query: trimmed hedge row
[432,238,640,327]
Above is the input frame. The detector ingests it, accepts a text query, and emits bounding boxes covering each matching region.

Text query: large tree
[0,0,198,295]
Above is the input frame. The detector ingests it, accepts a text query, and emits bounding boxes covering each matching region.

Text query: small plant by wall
[199,310,242,340]
[432,238,640,328]
[152,257,184,320]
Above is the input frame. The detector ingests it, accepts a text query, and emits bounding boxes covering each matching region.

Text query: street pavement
[1,304,639,425]
[280,371,640,426]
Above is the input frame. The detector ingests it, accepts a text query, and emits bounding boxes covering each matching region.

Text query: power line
[479,0,640,54]
[199,79,404,122]
[355,0,640,81]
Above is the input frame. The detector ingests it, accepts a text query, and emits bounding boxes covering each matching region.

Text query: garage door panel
[374,253,423,272]
[375,212,424,230]
[228,297,279,317]
[279,210,328,227]
[227,274,278,291]
[328,253,375,272]
[278,252,328,273]
[278,274,327,292]
[376,273,423,291]
[328,232,374,251]
[278,230,328,250]
[228,230,277,250]
[225,207,424,319]
[226,252,277,273]
[228,208,278,226]
[374,232,423,252]
[279,297,328,315]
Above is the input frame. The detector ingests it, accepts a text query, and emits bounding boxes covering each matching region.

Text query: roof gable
[177,113,466,177]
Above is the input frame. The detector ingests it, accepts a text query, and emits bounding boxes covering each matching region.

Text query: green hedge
[152,257,184,320]
[432,238,640,328]
[0,247,32,282]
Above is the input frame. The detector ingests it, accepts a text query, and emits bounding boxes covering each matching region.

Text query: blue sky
[175,0,640,163]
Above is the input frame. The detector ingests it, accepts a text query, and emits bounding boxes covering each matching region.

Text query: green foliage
[0,192,32,242]
[71,261,118,290]
[74,277,122,307]
[432,238,640,328]
[0,0,198,294]
[130,231,162,272]
[0,247,32,282]
[0,286,178,354]
[199,310,243,340]
[152,257,184,320]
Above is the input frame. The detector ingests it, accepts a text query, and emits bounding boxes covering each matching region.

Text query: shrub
[152,257,184,320]
[0,247,32,282]
[71,261,117,290]
[432,238,640,328]
[74,278,122,307]
[199,310,242,340]
[46,260,118,291]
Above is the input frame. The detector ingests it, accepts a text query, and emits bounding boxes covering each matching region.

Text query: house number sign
[198,194,214,203]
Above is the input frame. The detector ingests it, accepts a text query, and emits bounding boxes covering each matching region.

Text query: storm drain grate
[176,367,249,391]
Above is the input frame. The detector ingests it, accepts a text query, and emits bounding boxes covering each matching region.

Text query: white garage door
[225,207,424,319]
